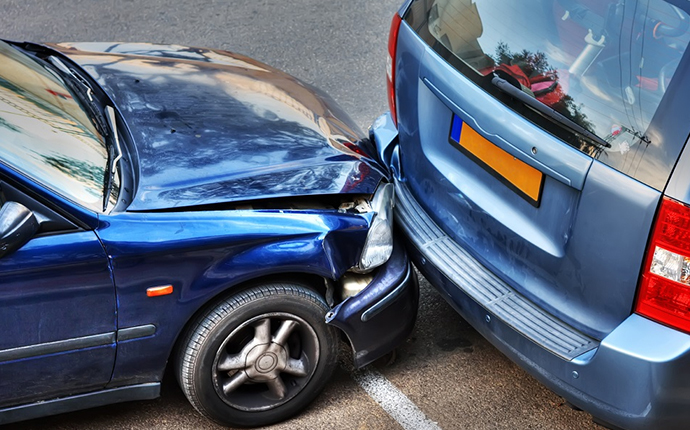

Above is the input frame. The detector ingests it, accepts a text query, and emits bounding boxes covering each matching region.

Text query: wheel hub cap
[257,353,278,372]
[245,343,288,381]
[212,313,320,412]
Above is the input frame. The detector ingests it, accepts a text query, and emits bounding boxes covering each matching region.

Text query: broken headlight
[357,183,394,272]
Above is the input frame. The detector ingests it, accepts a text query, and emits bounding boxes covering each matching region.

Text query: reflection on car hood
[51,42,383,211]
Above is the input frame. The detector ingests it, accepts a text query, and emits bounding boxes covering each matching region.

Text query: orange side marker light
[147,285,174,297]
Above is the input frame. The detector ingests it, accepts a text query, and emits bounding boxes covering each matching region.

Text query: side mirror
[0,201,39,258]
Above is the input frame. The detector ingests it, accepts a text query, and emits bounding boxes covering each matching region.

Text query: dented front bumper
[326,238,419,368]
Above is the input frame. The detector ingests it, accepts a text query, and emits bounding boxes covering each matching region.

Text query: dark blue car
[0,40,418,427]
[374,0,690,429]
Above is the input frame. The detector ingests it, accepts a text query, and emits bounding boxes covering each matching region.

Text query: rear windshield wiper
[491,74,611,149]
[47,56,109,137]
[102,106,123,212]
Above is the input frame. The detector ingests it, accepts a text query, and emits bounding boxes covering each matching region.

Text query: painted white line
[352,367,442,430]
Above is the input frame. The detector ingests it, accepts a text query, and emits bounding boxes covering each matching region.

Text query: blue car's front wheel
[177,283,338,427]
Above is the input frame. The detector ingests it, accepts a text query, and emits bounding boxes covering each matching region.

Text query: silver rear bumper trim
[395,180,597,360]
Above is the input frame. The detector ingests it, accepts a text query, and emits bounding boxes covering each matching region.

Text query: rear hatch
[396,0,690,339]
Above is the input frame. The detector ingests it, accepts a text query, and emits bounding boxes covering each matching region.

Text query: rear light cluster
[387,13,402,127]
[636,196,690,333]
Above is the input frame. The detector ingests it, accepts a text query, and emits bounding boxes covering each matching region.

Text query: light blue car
[373,0,690,428]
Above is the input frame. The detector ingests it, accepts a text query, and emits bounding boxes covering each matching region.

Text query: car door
[0,180,117,408]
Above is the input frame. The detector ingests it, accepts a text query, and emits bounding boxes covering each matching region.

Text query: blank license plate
[449,114,543,207]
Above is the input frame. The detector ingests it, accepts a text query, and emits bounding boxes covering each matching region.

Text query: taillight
[636,196,690,333]
[387,13,402,127]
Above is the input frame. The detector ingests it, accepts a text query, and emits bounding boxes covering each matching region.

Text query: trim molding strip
[117,324,157,342]
[0,324,157,363]
[0,333,115,363]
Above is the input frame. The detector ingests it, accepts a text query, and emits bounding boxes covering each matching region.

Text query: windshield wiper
[491,74,611,149]
[102,106,123,212]
[43,56,120,211]
[48,56,109,137]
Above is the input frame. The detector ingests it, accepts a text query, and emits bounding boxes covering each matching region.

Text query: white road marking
[352,367,442,430]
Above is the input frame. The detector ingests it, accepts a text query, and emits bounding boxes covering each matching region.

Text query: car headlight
[357,183,394,272]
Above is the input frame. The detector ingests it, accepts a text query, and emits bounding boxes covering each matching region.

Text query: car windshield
[0,41,108,212]
[422,0,690,172]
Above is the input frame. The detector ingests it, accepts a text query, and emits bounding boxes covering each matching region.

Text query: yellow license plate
[449,114,543,206]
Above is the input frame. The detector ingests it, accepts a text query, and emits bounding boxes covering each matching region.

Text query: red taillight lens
[387,13,402,127]
[636,196,690,333]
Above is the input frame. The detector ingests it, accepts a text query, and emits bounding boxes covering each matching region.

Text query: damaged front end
[325,183,419,368]
[126,181,419,370]
[223,181,418,369]
[327,239,418,368]
[209,181,418,369]
[53,39,419,369]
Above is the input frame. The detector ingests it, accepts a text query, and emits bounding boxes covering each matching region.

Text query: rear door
[397,0,690,338]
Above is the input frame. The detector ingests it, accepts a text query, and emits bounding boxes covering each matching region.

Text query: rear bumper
[326,239,419,368]
[398,178,690,430]
[370,111,690,430]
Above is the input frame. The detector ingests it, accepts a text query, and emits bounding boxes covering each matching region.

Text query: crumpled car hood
[52,42,383,211]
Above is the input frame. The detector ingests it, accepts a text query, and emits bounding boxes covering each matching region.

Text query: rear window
[405,0,690,189]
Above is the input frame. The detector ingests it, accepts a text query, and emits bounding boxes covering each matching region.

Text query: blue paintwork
[1,383,160,426]
[52,42,384,211]
[375,1,690,427]
[0,41,417,423]
[419,67,593,190]
[0,229,116,406]
[98,209,369,386]
[370,113,399,171]
[404,238,690,430]
[394,20,661,339]
[327,240,418,368]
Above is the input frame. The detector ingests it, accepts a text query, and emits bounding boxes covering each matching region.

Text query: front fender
[96,209,369,386]
[326,239,419,368]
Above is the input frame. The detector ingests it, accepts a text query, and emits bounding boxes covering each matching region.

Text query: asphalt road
[1,1,600,429]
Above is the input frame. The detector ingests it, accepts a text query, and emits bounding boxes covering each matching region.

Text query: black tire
[177,283,338,428]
